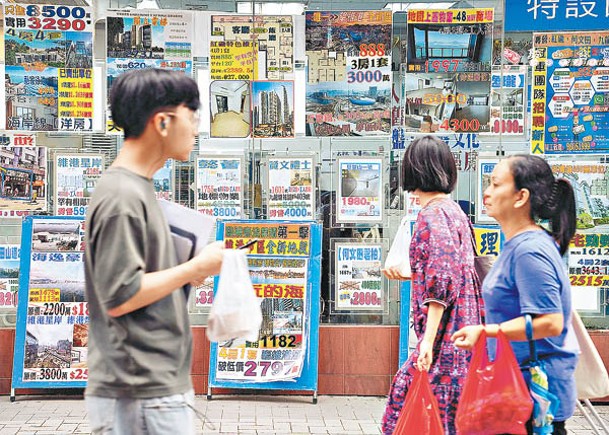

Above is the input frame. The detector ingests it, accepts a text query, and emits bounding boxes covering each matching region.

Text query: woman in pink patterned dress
[382,136,484,434]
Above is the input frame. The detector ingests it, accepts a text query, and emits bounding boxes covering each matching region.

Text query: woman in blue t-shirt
[452,154,579,435]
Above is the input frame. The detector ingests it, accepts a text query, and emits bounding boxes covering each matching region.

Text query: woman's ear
[514,188,530,209]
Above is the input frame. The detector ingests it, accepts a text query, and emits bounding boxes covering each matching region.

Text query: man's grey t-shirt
[84,167,192,398]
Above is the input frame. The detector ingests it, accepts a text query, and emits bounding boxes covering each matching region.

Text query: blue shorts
[85,390,195,435]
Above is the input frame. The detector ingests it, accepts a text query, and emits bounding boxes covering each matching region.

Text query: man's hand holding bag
[206,249,262,343]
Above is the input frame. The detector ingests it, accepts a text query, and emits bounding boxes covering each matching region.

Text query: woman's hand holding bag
[393,370,443,435]
[456,330,533,435]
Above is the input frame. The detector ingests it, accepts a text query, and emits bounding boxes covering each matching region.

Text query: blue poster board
[11,216,88,398]
[208,220,321,401]
[505,0,609,31]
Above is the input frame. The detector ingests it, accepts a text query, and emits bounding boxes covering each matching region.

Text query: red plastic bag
[456,330,533,435]
[393,370,443,435]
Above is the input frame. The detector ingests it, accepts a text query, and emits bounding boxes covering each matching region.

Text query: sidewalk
[0,394,608,434]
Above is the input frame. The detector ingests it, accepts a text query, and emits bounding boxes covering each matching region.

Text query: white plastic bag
[572,309,609,399]
[206,250,262,343]
[384,216,412,277]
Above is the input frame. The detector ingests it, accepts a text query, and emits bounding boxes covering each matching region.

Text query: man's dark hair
[110,69,200,139]
[401,135,457,193]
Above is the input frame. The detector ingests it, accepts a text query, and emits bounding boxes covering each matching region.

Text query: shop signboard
[505,0,609,32]
[4,3,94,132]
[490,65,527,135]
[334,243,383,311]
[54,154,103,217]
[548,161,609,315]
[208,220,320,395]
[209,15,293,81]
[0,245,20,310]
[196,155,243,219]
[305,10,392,136]
[532,32,609,155]
[336,157,384,224]
[266,156,315,221]
[11,217,88,394]
[0,146,47,217]
[105,9,193,134]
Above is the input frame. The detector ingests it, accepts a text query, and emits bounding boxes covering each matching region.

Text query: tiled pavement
[0,394,608,434]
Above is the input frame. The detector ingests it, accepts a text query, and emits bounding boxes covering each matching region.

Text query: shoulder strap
[524,313,538,363]
[468,221,481,256]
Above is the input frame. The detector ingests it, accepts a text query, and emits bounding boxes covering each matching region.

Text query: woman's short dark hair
[110,69,200,139]
[507,154,576,255]
[401,135,457,193]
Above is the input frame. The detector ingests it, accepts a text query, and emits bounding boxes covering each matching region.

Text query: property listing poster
[4,4,94,132]
[267,157,314,221]
[401,8,493,134]
[490,65,526,134]
[210,80,251,138]
[210,15,293,81]
[54,154,103,217]
[215,222,312,381]
[335,243,383,311]
[305,11,392,136]
[0,245,20,310]
[193,276,214,309]
[13,218,88,386]
[337,157,383,223]
[196,156,243,218]
[548,161,609,312]
[0,133,37,147]
[0,146,47,217]
[153,159,172,200]
[532,32,609,155]
[476,158,499,223]
[106,9,193,133]
[252,81,294,138]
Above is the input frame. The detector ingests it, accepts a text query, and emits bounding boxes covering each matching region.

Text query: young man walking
[84,69,224,434]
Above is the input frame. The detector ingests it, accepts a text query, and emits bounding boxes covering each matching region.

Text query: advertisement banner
[336,157,383,223]
[334,243,383,311]
[196,156,243,219]
[532,32,609,154]
[490,65,526,135]
[0,245,20,310]
[252,80,294,138]
[4,4,94,132]
[54,154,103,217]
[193,276,214,309]
[267,157,314,220]
[505,0,609,32]
[211,221,319,383]
[549,161,609,313]
[12,217,88,389]
[210,15,293,81]
[106,9,193,133]
[305,11,392,136]
[0,146,47,217]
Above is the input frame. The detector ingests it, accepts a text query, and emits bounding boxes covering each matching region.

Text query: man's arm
[107,242,224,317]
